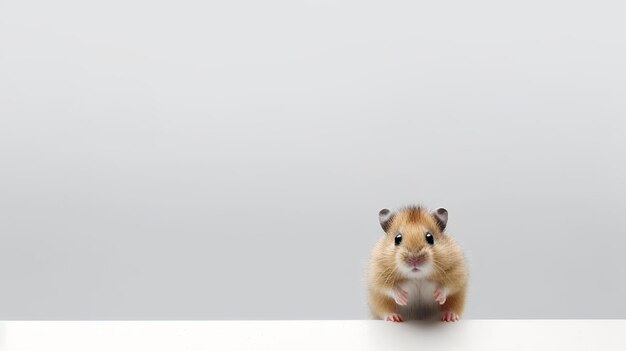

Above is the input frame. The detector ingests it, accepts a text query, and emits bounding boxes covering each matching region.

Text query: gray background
[1,0,625,319]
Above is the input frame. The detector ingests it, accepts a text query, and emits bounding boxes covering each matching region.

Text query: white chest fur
[397,279,439,320]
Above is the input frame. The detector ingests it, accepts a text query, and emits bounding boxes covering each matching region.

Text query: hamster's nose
[406,254,425,266]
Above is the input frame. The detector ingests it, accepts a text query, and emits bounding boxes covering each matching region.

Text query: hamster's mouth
[411,267,420,272]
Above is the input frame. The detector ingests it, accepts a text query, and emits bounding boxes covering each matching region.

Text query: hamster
[368,205,468,322]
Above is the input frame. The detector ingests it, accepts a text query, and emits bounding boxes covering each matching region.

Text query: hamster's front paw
[392,286,409,306]
[385,313,404,322]
[441,310,460,322]
[433,287,448,305]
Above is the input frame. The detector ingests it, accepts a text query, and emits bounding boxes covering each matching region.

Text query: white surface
[0,320,625,350]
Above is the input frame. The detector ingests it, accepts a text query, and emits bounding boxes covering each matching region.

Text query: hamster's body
[393,278,440,320]
[368,206,468,322]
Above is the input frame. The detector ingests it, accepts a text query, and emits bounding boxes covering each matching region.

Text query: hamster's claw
[392,286,409,306]
[385,313,404,322]
[441,311,460,322]
[433,287,447,305]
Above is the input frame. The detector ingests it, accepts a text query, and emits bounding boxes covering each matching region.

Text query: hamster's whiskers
[381,266,400,287]
[431,259,452,286]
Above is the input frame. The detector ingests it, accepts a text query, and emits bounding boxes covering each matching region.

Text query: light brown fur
[368,206,468,321]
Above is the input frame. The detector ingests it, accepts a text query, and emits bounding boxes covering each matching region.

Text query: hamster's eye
[425,232,434,245]
[394,233,402,246]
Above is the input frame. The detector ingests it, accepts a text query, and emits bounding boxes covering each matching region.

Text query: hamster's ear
[379,208,394,232]
[432,208,448,232]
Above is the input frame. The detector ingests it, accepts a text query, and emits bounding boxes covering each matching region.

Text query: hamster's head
[378,206,449,279]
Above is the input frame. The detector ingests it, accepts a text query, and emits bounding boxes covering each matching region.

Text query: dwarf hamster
[368,205,468,322]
